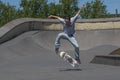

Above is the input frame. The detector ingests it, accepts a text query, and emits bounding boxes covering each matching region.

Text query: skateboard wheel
[60,51,66,58]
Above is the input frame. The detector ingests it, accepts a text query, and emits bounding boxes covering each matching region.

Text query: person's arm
[48,15,61,19]
[71,4,85,23]
[48,15,65,24]
[75,4,85,17]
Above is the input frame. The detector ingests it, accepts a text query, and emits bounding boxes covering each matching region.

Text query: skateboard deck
[59,51,79,67]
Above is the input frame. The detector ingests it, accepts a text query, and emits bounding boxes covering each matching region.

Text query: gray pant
[55,32,80,59]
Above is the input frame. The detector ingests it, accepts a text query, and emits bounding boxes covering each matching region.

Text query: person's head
[65,15,71,25]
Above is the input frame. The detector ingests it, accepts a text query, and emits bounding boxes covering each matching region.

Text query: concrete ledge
[0,18,58,44]
[110,48,120,55]
[0,18,120,44]
[91,55,120,66]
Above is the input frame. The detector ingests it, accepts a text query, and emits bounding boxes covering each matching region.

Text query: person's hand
[48,15,53,19]
[83,4,85,7]
[82,4,86,8]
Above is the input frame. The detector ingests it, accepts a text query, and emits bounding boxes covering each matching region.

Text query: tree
[20,0,48,18]
[0,0,17,27]
[59,0,79,17]
[47,2,61,17]
[81,0,107,19]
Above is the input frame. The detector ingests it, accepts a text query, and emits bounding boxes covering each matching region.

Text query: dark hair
[65,15,71,21]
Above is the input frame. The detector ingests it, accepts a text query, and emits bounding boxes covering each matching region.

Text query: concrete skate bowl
[1,18,120,80]
[0,18,120,64]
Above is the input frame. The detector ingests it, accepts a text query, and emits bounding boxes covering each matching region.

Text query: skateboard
[59,51,79,67]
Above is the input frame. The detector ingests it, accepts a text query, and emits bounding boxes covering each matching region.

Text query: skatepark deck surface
[0,30,120,80]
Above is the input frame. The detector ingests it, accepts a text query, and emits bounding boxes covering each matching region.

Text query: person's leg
[55,33,81,63]
[55,32,68,54]
[68,36,81,63]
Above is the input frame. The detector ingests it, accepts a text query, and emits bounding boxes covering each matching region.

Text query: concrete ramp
[0,30,120,62]
[91,55,120,66]
[0,18,120,80]
[0,30,120,80]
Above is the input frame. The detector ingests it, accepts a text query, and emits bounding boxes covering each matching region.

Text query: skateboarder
[48,4,85,64]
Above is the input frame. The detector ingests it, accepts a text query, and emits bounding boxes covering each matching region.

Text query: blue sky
[1,0,120,14]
